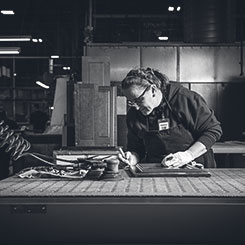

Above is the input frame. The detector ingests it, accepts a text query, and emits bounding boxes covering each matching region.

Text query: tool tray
[127,163,211,177]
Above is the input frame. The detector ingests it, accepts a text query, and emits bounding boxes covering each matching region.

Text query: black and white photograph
[0,0,245,244]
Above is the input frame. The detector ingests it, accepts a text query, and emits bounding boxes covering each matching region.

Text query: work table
[0,168,245,198]
[0,168,245,244]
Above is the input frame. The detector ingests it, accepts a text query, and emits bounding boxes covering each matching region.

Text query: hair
[121,67,169,92]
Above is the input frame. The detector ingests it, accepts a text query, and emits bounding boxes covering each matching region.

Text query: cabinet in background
[74,83,117,147]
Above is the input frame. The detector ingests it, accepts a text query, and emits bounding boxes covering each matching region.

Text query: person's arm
[118,111,145,166]
[188,141,207,159]
[162,89,222,167]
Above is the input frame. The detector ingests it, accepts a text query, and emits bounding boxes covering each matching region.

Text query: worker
[118,67,222,168]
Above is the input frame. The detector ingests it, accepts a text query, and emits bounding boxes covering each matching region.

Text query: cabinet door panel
[82,56,110,86]
[74,83,95,146]
[95,86,117,146]
[74,83,117,147]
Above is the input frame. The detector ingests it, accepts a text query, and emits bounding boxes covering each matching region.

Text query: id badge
[158,118,169,131]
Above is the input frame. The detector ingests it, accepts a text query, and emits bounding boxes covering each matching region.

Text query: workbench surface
[0,169,245,244]
[0,168,244,198]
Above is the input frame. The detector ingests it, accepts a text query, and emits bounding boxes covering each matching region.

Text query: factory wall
[85,43,245,148]
[86,43,244,82]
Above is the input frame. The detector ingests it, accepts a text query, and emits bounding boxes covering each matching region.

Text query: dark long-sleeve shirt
[126,83,222,161]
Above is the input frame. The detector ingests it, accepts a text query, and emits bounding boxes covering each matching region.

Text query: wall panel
[180,46,244,82]
[214,47,243,81]
[87,44,244,83]
[180,47,216,82]
[141,46,177,81]
[87,46,140,81]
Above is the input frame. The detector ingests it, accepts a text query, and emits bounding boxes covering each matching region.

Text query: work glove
[161,150,194,168]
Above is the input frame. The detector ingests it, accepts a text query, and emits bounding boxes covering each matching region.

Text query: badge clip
[158,118,169,131]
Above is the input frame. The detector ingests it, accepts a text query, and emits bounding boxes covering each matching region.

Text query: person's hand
[161,150,194,168]
[118,149,133,168]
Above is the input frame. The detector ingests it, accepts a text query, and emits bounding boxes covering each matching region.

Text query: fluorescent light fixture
[158,36,168,41]
[1,10,15,15]
[0,47,20,54]
[36,81,50,89]
[32,38,43,43]
[177,6,181,11]
[51,55,59,59]
[0,36,31,41]
[63,66,71,70]
[168,6,174,11]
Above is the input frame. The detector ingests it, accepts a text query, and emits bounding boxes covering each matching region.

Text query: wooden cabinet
[76,56,117,147]
[74,83,117,147]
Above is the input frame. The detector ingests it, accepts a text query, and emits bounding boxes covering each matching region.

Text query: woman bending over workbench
[118,67,222,168]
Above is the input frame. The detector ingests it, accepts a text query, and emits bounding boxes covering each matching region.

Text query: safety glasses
[127,85,151,107]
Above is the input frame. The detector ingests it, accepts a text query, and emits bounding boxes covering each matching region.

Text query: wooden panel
[74,83,117,147]
[74,83,95,146]
[82,56,110,85]
[95,86,117,146]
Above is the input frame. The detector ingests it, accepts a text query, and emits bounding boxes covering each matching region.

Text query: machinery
[0,119,122,180]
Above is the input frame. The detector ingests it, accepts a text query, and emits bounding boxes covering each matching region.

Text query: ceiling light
[51,55,59,59]
[36,81,49,89]
[0,47,20,54]
[158,36,168,41]
[168,6,174,12]
[0,36,31,42]
[32,38,43,43]
[63,66,71,70]
[1,10,15,15]
[177,6,181,11]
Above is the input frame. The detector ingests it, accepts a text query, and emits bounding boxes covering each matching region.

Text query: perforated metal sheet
[0,169,245,197]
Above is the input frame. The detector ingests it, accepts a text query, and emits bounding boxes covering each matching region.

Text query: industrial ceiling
[0,0,244,56]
